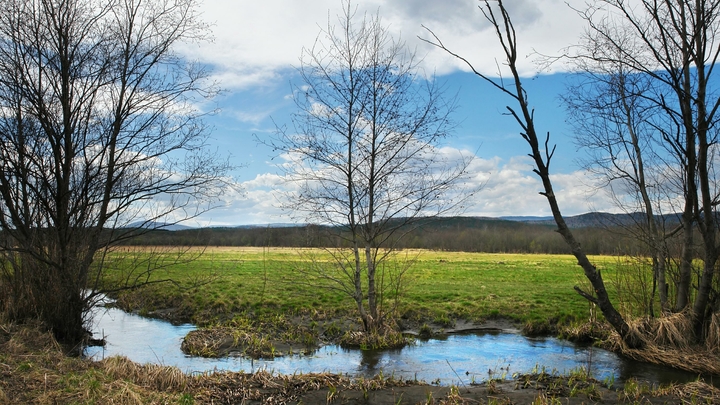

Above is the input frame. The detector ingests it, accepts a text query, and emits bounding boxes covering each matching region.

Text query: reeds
[100,356,188,391]
[632,311,693,349]
[339,328,408,349]
[705,312,720,353]
[181,326,277,358]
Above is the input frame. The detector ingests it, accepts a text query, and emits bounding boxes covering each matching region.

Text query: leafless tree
[269,1,473,334]
[0,0,229,348]
[422,0,643,348]
[426,0,720,348]
[568,0,720,340]
[562,56,678,315]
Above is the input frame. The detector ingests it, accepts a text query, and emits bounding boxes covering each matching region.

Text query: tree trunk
[676,214,694,311]
[352,241,369,331]
[658,248,668,313]
[365,245,378,331]
[538,174,643,349]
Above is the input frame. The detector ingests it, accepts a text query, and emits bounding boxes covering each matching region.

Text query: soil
[293,383,646,405]
[192,372,710,404]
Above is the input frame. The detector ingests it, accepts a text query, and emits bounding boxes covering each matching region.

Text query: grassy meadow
[4,248,718,404]
[105,247,623,330]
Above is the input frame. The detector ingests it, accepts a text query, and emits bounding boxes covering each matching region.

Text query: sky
[179,0,620,226]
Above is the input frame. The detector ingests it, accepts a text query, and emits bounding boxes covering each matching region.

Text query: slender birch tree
[270,1,472,335]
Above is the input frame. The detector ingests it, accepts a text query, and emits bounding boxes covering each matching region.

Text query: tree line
[122,217,657,256]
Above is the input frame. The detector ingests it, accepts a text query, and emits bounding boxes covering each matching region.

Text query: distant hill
[499,215,553,222]
[125,221,195,231]
[232,223,300,229]
[121,211,656,255]
[127,212,680,230]
[511,212,681,228]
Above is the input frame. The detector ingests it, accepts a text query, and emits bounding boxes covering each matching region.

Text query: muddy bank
[179,315,521,359]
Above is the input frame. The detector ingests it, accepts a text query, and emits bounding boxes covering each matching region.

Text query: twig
[446,359,467,390]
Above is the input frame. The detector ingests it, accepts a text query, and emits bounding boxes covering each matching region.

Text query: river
[84,305,700,387]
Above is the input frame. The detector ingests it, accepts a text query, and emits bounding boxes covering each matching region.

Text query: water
[85,306,702,386]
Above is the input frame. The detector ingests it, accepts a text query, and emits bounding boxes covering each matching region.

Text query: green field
[106,247,624,330]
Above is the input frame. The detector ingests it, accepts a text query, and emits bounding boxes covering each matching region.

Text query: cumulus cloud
[168,1,619,226]
[189,150,625,226]
[185,0,588,90]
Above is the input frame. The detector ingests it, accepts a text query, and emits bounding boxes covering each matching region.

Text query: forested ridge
[123,213,675,255]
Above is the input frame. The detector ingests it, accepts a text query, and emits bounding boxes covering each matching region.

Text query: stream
[85,306,702,387]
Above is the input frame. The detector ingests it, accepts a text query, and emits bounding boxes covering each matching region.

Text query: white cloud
[189,150,628,226]
[229,108,276,125]
[185,0,588,90]
[170,1,620,225]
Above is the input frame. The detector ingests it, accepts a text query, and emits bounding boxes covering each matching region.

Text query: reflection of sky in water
[86,307,699,386]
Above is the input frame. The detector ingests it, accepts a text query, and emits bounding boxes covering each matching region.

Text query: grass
[104,247,618,330]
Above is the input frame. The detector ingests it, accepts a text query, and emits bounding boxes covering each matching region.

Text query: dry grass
[188,369,415,404]
[666,380,720,403]
[705,312,720,353]
[0,321,185,404]
[181,326,277,358]
[607,331,720,375]
[631,311,694,349]
[559,320,612,343]
[100,356,188,391]
[597,311,720,376]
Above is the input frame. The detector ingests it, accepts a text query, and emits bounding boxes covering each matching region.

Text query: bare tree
[426,0,720,349]
[422,0,643,348]
[562,57,677,315]
[269,1,472,335]
[568,0,720,340]
[0,0,228,348]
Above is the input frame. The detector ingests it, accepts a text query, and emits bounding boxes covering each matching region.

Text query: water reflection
[86,306,702,386]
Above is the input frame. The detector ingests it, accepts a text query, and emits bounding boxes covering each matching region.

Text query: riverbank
[104,248,720,377]
[2,320,718,404]
[105,249,604,330]
[106,249,611,358]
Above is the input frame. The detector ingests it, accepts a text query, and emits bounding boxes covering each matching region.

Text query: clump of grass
[418,323,433,338]
[558,320,611,343]
[180,328,228,357]
[339,328,408,350]
[705,312,720,353]
[323,320,343,339]
[181,326,276,358]
[433,313,455,328]
[522,320,554,336]
[632,311,693,349]
[531,392,561,404]
[619,378,653,402]
[100,356,188,391]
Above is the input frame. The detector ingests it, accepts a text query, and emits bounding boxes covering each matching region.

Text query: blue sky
[180,0,619,226]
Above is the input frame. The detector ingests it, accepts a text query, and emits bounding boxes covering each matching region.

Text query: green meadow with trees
[2,0,720,403]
